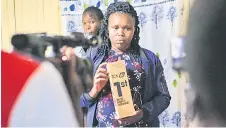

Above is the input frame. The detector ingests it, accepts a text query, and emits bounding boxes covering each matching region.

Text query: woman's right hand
[89,63,108,98]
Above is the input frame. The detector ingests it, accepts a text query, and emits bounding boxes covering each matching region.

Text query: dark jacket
[80,47,171,127]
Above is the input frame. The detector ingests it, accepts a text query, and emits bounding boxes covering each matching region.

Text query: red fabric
[1,51,39,127]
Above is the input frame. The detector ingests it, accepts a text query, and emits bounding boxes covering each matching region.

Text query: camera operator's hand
[60,45,85,98]
[60,46,77,69]
[88,63,108,98]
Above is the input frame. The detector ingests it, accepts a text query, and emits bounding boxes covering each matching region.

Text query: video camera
[11,31,101,90]
[11,32,101,59]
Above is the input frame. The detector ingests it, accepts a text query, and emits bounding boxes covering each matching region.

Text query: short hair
[11,34,29,50]
[83,6,104,21]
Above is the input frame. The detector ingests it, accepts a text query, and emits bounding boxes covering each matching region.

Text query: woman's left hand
[116,109,143,126]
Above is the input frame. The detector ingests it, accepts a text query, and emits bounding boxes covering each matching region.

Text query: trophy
[107,59,135,119]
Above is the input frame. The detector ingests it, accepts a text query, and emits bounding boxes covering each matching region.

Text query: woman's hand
[117,108,143,126]
[88,63,108,98]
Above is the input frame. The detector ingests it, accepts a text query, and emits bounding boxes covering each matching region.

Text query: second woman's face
[82,12,102,36]
[108,12,135,52]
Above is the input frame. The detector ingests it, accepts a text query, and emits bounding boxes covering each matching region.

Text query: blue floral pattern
[167,6,177,26]
[151,5,164,29]
[159,110,170,127]
[67,21,77,32]
[171,111,181,127]
[139,12,147,30]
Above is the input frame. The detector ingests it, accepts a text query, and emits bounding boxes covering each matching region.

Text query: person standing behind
[74,6,104,58]
[57,7,104,126]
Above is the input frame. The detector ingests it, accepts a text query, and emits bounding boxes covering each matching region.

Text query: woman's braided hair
[96,2,141,60]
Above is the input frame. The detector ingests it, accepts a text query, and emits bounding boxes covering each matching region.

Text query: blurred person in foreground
[1,50,79,127]
[185,0,226,126]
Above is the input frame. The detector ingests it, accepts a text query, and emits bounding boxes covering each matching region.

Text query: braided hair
[96,2,141,60]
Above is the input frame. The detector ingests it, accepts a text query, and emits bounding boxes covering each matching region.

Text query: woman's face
[82,12,102,36]
[108,12,135,52]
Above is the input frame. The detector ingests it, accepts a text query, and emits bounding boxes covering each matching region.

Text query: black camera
[11,32,101,59]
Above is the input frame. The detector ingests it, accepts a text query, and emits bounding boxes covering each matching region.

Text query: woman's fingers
[96,68,108,74]
[95,72,108,79]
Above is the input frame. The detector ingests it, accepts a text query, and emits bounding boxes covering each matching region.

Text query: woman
[60,7,104,126]
[82,6,103,38]
[80,2,171,127]
[74,6,104,58]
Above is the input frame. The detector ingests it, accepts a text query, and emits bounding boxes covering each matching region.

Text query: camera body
[11,32,101,59]
[11,32,100,91]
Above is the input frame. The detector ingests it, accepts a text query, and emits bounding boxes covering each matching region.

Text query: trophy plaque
[107,60,135,119]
